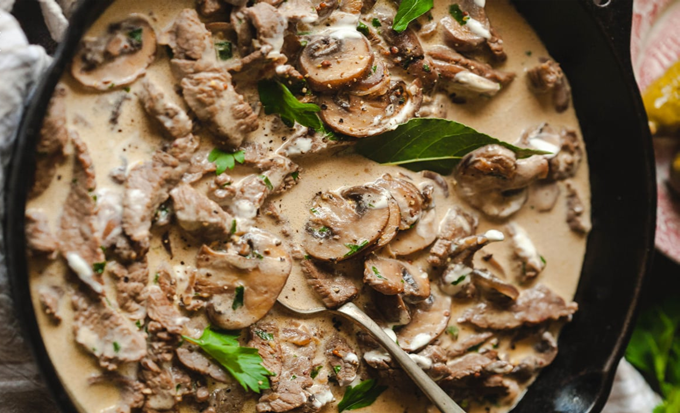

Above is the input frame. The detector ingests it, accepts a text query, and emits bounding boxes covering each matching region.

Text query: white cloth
[602,360,663,413]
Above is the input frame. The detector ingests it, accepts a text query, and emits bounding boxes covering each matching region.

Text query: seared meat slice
[527,58,571,113]
[256,322,316,412]
[109,259,149,321]
[161,9,215,62]
[122,151,185,251]
[137,77,193,139]
[428,206,478,267]
[38,285,63,323]
[72,290,147,370]
[25,209,58,258]
[147,283,188,336]
[243,3,287,57]
[445,332,493,358]
[31,84,69,199]
[206,385,249,413]
[59,134,106,293]
[453,144,548,218]
[325,335,359,386]
[177,342,230,382]
[506,223,545,280]
[248,322,283,383]
[301,259,359,308]
[375,292,411,325]
[566,181,590,234]
[459,284,578,330]
[440,0,506,60]
[181,70,258,149]
[89,373,145,413]
[440,352,498,381]
[197,0,226,16]
[397,287,452,351]
[170,183,235,241]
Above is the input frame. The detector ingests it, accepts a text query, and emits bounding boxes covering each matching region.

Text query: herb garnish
[215,41,233,60]
[258,79,324,130]
[260,175,274,191]
[372,18,382,27]
[540,255,547,265]
[333,365,342,374]
[182,326,273,393]
[449,4,469,26]
[232,286,245,310]
[292,171,299,181]
[451,275,466,285]
[311,365,322,379]
[135,320,143,329]
[393,0,434,33]
[344,240,369,257]
[446,326,459,340]
[153,272,160,284]
[209,148,245,175]
[127,28,143,43]
[371,266,386,280]
[255,330,274,341]
[93,262,106,274]
[357,21,370,36]
[231,219,237,234]
[113,341,121,353]
[337,379,387,412]
[355,118,549,174]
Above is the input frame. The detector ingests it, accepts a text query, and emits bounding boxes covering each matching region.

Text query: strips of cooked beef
[38,285,63,323]
[109,259,149,321]
[31,84,70,199]
[176,342,230,382]
[162,8,215,62]
[527,58,571,113]
[301,259,359,309]
[205,385,249,413]
[170,183,235,240]
[59,133,106,293]
[428,206,478,267]
[25,209,58,258]
[565,181,590,234]
[248,322,284,385]
[72,290,147,370]
[325,335,360,386]
[458,284,578,330]
[137,77,193,139]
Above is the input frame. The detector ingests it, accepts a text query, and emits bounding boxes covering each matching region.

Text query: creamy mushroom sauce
[26,0,590,412]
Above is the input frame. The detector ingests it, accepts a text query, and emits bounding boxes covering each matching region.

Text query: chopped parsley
[93,262,106,274]
[123,86,130,93]
[310,207,318,214]
[371,266,385,280]
[260,175,274,191]
[311,365,322,379]
[127,28,143,43]
[208,148,245,175]
[451,275,467,285]
[153,272,160,284]
[215,41,233,60]
[449,4,469,25]
[255,330,274,341]
[344,240,369,257]
[446,326,459,340]
[371,65,377,73]
[231,219,237,234]
[337,379,387,412]
[371,18,381,27]
[291,171,299,181]
[525,50,533,56]
[540,255,547,265]
[356,21,370,36]
[232,286,245,310]
[318,226,330,234]
[135,320,143,329]
[423,63,431,72]
[333,365,342,374]
[113,341,121,353]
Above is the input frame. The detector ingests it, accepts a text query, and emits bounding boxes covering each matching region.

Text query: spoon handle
[336,302,466,413]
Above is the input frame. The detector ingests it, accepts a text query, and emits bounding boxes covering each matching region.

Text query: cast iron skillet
[6,0,656,411]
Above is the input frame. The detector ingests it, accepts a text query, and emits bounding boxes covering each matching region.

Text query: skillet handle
[586,0,635,65]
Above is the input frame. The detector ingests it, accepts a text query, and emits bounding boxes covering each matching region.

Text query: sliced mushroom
[374,196,401,248]
[196,228,292,329]
[364,255,405,295]
[453,144,549,218]
[396,286,452,352]
[470,269,519,301]
[401,262,430,303]
[388,207,437,256]
[298,35,374,92]
[303,185,391,261]
[421,170,449,198]
[350,59,391,97]
[506,223,545,280]
[72,15,156,90]
[319,80,423,138]
[428,206,478,267]
[375,174,424,230]
[517,123,582,181]
[441,15,485,52]
[529,181,560,212]
[374,292,411,325]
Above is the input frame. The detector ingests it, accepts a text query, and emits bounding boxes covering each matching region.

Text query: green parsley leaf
[449,4,470,25]
[182,326,273,393]
[357,21,369,36]
[208,148,246,175]
[153,272,160,284]
[255,330,274,341]
[446,326,459,340]
[372,18,381,27]
[93,262,106,274]
[344,240,369,257]
[333,365,341,374]
[291,171,299,181]
[215,41,233,60]
[423,63,431,72]
[318,226,330,234]
[233,286,245,310]
[127,28,143,43]
[231,219,237,234]
[113,341,121,352]
[311,365,322,379]
[337,379,387,412]
[393,0,433,33]
[135,320,143,329]
[258,79,323,130]
[372,65,377,73]
[451,275,466,285]
[540,255,547,265]
[123,86,131,93]
[525,50,533,56]
[260,175,274,191]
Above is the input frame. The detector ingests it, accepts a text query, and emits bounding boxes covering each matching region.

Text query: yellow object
[643,60,680,135]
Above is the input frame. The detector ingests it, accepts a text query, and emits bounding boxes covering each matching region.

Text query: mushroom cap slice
[374,196,400,249]
[374,292,411,325]
[71,15,157,90]
[319,80,423,138]
[388,208,437,256]
[299,35,374,92]
[196,228,292,329]
[350,59,391,97]
[364,255,405,295]
[441,16,485,52]
[401,262,431,303]
[396,286,452,352]
[470,269,519,301]
[302,185,391,262]
[375,174,424,230]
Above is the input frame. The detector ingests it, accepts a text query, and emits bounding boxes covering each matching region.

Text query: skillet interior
[5,0,655,412]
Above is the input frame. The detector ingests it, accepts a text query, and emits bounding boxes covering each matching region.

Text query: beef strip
[248,322,283,384]
[458,284,578,330]
[176,342,230,382]
[301,259,358,309]
[428,45,515,87]
[109,259,149,321]
[31,84,69,199]
[205,385,249,413]
[170,183,235,241]
[72,290,147,370]
[25,209,58,258]
[161,9,215,61]
[197,0,226,16]
[181,70,258,149]
[549,128,583,181]
[137,77,193,139]
[565,181,590,234]
[325,335,360,386]
[428,206,478,267]
[256,322,316,412]
[243,3,287,56]
[440,0,506,60]
[147,283,188,336]
[59,133,106,293]
[89,373,146,413]
[527,58,571,113]
[38,285,63,323]
[511,331,558,381]
[122,150,186,255]
[445,332,494,358]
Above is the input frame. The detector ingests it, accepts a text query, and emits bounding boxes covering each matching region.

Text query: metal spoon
[276,298,466,413]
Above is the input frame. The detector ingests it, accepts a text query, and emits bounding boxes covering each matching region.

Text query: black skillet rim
[5,0,656,412]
